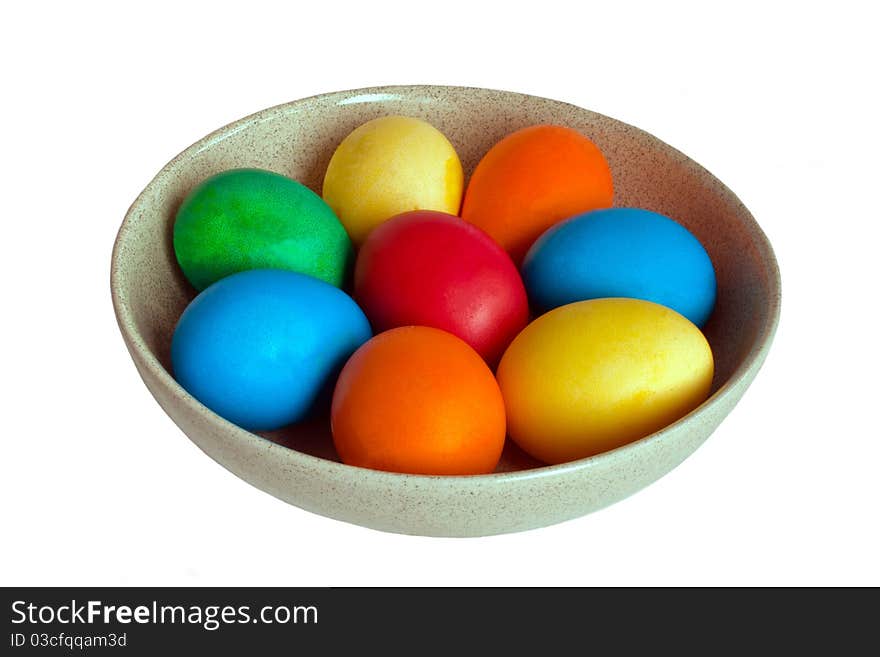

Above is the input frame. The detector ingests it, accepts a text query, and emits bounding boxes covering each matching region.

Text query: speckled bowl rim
[111,84,782,487]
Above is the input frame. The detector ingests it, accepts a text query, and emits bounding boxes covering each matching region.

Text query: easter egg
[522,208,717,327]
[461,124,613,263]
[497,298,714,464]
[322,116,464,246]
[331,327,506,475]
[171,269,371,431]
[354,210,529,365]
[174,168,352,291]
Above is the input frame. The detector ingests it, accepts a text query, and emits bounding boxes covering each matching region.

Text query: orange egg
[331,326,506,475]
[461,125,614,263]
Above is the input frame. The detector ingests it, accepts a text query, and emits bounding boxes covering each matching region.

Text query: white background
[2,1,877,586]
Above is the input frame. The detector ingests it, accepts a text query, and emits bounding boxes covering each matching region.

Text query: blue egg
[171,269,371,431]
[522,208,716,327]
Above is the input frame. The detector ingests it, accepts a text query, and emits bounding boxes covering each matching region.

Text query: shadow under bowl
[111,85,781,537]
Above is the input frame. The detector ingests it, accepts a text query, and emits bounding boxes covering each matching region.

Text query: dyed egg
[322,116,464,245]
[171,269,371,431]
[331,327,506,475]
[497,298,714,464]
[523,208,717,327]
[461,125,613,263]
[354,211,529,365]
[174,169,352,291]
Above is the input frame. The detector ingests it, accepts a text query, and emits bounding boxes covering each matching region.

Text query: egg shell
[171,269,371,431]
[173,168,352,291]
[331,326,506,476]
[496,298,714,464]
[354,210,529,365]
[523,207,717,327]
[461,124,613,263]
[322,116,464,245]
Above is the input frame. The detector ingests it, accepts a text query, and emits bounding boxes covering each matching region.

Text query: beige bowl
[111,85,780,537]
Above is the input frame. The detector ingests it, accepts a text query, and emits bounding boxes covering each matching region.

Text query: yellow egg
[496,298,714,464]
[322,116,464,245]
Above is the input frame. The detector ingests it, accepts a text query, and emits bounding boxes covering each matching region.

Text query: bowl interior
[113,85,778,473]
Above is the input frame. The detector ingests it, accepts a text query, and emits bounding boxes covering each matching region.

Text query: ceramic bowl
[111,85,780,537]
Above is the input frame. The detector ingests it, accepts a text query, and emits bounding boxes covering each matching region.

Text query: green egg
[173,168,353,291]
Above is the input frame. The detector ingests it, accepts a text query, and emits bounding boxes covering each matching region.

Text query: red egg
[354,210,529,365]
